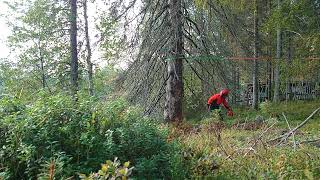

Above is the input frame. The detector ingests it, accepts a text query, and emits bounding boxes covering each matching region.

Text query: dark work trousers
[209,103,223,121]
[209,103,220,111]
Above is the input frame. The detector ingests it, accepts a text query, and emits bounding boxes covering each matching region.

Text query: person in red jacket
[207,89,234,117]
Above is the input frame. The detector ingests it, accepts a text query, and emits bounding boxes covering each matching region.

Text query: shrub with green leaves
[79,157,133,180]
[0,93,183,179]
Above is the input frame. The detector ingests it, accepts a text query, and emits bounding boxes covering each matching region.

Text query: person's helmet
[220,89,229,96]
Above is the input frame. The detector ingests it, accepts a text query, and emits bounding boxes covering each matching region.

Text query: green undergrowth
[175,123,320,179]
[211,99,320,127]
[175,99,320,179]
[0,93,184,179]
[1,94,319,179]
[251,99,317,118]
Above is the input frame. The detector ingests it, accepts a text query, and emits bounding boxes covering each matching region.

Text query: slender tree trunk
[70,0,78,99]
[252,0,259,109]
[273,0,281,102]
[83,0,94,96]
[267,58,272,100]
[38,38,46,89]
[40,57,46,89]
[286,33,292,101]
[164,0,184,122]
[236,67,240,104]
[266,0,272,101]
[38,38,51,93]
[232,63,236,104]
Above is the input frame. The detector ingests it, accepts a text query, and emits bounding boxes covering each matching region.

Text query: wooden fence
[242,81,320,105]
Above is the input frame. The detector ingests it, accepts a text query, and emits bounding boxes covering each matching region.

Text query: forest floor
[170,99,320,178]
[1,95,319,179]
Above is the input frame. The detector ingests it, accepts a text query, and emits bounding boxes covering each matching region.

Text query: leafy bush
[79,158,133,180]
[0,94,183,179]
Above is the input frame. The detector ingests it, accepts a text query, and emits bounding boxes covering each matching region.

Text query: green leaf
[124,161,130,168]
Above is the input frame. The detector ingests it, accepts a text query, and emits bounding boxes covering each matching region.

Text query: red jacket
[207,94,231,111]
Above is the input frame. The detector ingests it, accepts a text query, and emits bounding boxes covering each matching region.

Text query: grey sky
[0,0,141,69]
[0,0,101,61]
[0,0,11,59]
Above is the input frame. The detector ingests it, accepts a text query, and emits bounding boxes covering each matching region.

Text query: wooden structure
[289,81,320,100]
[244,82,268,106]
[243,81,320,105]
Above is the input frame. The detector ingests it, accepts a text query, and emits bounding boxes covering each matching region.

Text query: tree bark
[70,0,78,99]
[286,33,292,101]
[267,0,272,101]
[164,0,184,122]
[252,0,259,109]
[40,57,46,89]
[273,0,281,102]
[38,36,51,93]
[232,63,236,104]
[38,38,46,89]
[267,51,272,100]
[83,0,94,96]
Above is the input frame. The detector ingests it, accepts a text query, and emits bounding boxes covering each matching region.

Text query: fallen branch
[288,107,320,133]
[282,113,297,150]
[212,123,237,163]
[299,138,320,144]
[243,121,277,157]
[268,107,320,144]
[245,121,277,147]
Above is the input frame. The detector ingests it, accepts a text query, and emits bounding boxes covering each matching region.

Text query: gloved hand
[227,110,234,117]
